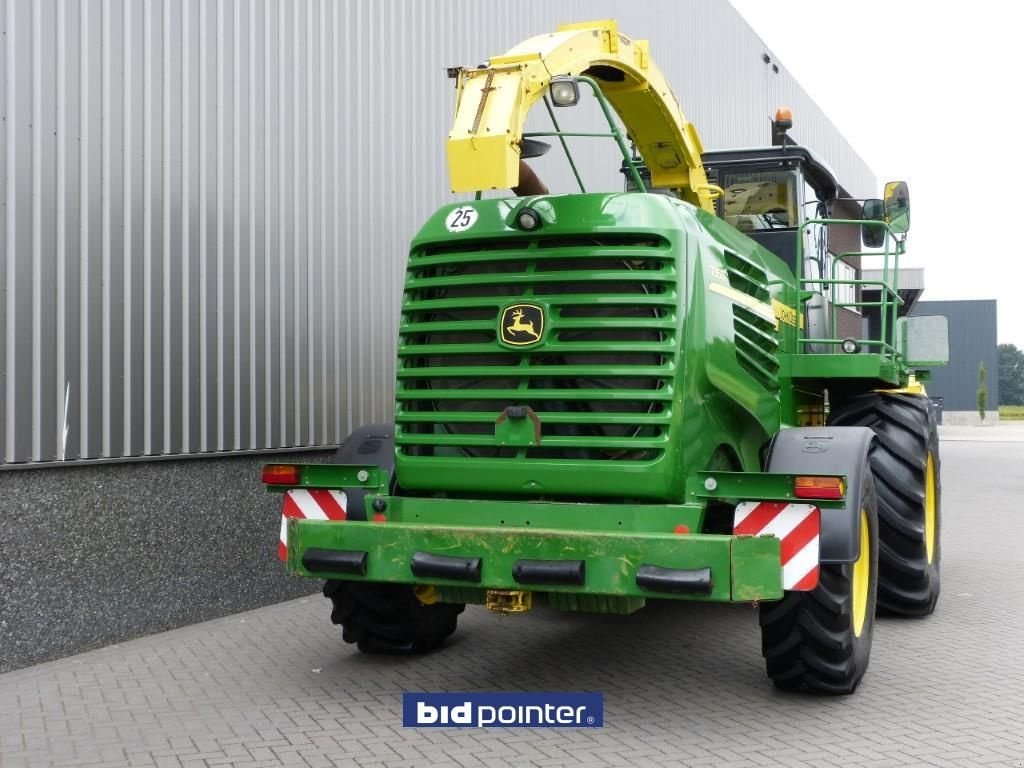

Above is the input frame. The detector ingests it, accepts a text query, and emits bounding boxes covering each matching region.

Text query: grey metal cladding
[1,0,877,464]
[912,300,999,411]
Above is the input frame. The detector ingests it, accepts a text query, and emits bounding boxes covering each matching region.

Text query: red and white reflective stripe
[733,502,820,591]
[278,489,348,561]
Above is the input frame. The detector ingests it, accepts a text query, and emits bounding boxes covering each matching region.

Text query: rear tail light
[794,475,845,500]
[262,464,301,486]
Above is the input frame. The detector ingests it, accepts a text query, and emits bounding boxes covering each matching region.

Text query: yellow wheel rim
[925,453,937,564]
[851,509,870,637]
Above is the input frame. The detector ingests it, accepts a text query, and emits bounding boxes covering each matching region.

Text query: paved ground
[3,431,1024,768]
[939,421,1024,442]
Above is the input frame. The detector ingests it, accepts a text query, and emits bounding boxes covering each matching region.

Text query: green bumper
[285,499,782,603]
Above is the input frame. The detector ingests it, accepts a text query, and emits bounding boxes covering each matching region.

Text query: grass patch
[999,405,1024,420]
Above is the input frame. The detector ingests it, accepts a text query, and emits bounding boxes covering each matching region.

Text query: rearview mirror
[883,181,910,235]
[861,198,885,248]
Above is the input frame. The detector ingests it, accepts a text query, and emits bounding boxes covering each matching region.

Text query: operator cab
[623,144,860,303]
[700,144,843,277]
[620,143,855,279]
[701,143,872,349]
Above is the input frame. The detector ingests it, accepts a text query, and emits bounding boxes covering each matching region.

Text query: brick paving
[2,437,1023,767]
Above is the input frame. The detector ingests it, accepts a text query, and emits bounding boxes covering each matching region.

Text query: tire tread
[829,393,941,616]
[323,581,464,654]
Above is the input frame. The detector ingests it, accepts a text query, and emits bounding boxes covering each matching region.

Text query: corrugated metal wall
[912,300,1000,411]
[0,0,877,464]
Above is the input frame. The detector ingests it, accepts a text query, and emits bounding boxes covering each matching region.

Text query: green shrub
[978,362,987,421]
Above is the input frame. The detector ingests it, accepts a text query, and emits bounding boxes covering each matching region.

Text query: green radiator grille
[397,235,678,462]
[723,250,780,391]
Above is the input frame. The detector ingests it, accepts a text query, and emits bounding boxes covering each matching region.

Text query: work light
[549,76,579,107]
[517,208,542,230]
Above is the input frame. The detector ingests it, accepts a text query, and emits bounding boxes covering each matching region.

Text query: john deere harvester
[263,21,947,694]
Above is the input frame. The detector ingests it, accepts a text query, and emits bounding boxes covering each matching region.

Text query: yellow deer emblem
[500,304,544,346]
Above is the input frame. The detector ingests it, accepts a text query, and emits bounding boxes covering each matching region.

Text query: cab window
[720,169,799,232]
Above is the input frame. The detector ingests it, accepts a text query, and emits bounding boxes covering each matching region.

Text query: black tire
[758,458,879,694]
[829,393,941,616]
[323,580,464,654]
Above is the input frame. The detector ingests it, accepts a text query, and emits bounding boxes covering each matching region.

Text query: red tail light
[794,475,845,500]
[262,464,301,486]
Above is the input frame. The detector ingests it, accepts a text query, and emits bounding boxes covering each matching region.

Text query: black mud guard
[331,423,395,521]
[765,426,875,564]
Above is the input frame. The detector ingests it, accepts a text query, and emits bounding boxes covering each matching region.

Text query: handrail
[521,77,647,194]
[796,217,903,361]
[538,96,586,193]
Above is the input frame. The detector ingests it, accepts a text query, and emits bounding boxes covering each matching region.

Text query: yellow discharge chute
[446,20,715,213]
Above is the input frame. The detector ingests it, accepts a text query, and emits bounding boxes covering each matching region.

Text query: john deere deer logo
[500,304,544,346]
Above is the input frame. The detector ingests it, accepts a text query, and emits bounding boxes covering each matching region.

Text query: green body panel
[271,184,917,606]
[686,470,842,504]
[269,465,843,512]
[283,464,387,491]
[731,536,785,602]
[286,516,783,603]
[787,353,899,384]
[367,494,705,533]
[397,193,797,502]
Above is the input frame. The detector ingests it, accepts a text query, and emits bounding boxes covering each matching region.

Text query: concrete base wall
[0,451,334,673]
[939,410,1001,426]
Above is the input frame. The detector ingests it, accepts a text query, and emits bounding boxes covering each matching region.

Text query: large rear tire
[324,426,465,652]
[758,458,879,694]
[323,581,464,654]
[829,393,941,616]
